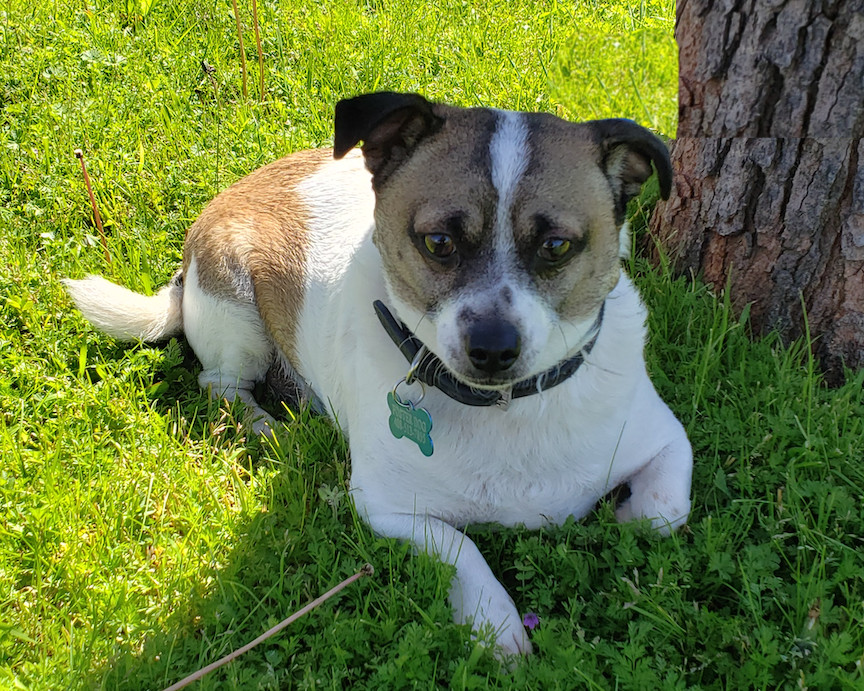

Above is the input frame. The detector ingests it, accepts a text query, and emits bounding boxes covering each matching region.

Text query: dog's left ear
[590,119,672,224]
[333,91,444,189]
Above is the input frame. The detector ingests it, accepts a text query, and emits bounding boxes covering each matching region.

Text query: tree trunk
[649,0,864,382]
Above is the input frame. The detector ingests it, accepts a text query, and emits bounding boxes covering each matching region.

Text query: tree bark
[649,0,864,382]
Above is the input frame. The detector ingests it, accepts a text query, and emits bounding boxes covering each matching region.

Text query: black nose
[466,320,522,374]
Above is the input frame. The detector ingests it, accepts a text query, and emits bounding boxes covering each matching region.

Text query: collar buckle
[495,387,513,411]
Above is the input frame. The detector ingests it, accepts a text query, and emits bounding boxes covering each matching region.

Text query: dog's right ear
[334,92,443,189]
[589,118,672,226]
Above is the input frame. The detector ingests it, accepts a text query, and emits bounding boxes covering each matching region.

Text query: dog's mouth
[425,335,597,406]
[437,310,604,395]
[375,299,601,405]
[444,367,530,391]
[409,348,518,390]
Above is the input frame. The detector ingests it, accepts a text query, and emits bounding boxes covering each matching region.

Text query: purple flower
[522,612,540,630]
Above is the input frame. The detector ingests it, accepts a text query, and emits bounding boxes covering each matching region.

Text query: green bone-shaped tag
[387,391,434,457]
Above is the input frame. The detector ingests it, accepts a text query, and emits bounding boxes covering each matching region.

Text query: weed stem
[252,0,264,102]
[73,149,110,266]
[162,564,374,691]
[230,0,247,99]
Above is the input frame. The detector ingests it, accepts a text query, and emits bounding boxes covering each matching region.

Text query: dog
[64,91,692,657]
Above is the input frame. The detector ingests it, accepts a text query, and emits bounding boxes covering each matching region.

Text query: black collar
[373,300,603,408]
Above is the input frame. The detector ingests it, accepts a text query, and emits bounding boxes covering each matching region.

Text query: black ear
[333,92,444,189]
[590,119,672,224]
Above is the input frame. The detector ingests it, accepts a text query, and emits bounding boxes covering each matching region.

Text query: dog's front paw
[450,574,533,657]
[491,614,533,659]
[615,492,690,535]
[615,436,693,536]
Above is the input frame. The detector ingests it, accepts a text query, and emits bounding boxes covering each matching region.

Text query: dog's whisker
[557,323,571,353]
[581,351,625,377]
[409,313,430,341]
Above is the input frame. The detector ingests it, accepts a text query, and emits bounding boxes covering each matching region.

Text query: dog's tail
[63,272,184,342]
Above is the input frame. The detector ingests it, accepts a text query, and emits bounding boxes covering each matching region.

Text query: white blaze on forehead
[489,110,530,257]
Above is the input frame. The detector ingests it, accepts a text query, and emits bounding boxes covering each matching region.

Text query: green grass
[2,0,864,688]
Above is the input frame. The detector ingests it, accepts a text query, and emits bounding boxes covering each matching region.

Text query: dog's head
[334,92,671,390]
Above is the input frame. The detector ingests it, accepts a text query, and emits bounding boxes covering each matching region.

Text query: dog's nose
[466,320,521,374]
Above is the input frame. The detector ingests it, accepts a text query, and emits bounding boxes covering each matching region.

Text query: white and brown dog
[65,92,692,656]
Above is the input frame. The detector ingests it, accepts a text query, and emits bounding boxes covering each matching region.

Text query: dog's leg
[196,373,277,436]
[615,427,692,535]
[366,512,532,657]
[183,258,276,436]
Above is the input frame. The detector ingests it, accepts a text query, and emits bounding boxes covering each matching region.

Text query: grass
[2,0,863,688]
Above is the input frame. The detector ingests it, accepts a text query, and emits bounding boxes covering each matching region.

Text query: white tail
[63,274,184,342]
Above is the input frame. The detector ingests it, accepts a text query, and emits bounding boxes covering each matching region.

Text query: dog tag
[387,390,434,457]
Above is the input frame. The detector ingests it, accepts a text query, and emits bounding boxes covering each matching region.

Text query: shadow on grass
[87,369,491,690]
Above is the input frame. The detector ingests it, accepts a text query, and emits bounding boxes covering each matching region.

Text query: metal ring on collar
[405,345,428,386]
[392,376,426,405]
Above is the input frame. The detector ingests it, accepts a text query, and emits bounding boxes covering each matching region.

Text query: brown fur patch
[372,105,500,313]
[516,117,622,322]
[183,148,331,362]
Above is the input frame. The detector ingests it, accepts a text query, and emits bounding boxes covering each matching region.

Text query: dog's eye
[537,237,571,262]
[423,233,456,260]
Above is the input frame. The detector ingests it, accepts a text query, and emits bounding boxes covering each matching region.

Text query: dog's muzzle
[373,300,604,408]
